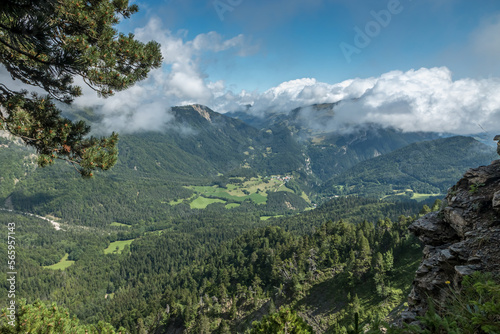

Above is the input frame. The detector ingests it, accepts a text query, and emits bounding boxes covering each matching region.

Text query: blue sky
[122,0,500,91]
[66,0,500,135]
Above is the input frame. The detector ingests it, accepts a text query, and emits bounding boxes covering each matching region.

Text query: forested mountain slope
[0,196,432,333]
[229,104,443,181]
[322,136,496,198]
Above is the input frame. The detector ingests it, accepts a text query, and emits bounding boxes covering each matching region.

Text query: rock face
[404,160,500,324]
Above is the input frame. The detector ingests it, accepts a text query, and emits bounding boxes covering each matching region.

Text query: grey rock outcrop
[403,159,500,324]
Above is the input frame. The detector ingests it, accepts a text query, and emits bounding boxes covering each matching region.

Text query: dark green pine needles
[0,0,162,177]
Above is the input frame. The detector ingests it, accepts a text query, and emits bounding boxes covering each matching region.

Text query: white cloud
[209,67,500,135]
[5,17,494,137]
[74,17,256,133]
[335,67,500,134]
[192,32,246,53]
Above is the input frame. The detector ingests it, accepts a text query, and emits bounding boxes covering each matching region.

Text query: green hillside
[229,104,442,181]
[306,126,442,181]
[0,135,37,200]
[322,136,497,199]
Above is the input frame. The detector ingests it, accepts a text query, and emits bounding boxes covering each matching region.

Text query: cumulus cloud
[332,67,500,135]
[78,54,500,135]
[4,17,499,136]
[214,67,500,135]
[73,17,256,133]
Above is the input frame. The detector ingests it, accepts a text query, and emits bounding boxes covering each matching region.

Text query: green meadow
[104,239,135,254]
[43,253,75,271]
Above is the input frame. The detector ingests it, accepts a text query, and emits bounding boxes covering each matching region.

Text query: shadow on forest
[11,192,56,211]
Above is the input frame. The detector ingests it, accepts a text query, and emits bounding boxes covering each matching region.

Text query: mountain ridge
[321,135,497,199]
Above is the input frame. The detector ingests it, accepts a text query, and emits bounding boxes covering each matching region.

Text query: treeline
[7,160,314,228]
[0,138,37,200]
[276,196,431,234]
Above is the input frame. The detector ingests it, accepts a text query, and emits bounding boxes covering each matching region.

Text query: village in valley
[270,175,293,183]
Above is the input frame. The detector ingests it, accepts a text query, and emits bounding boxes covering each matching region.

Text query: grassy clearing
[212,191,246,202]
[168,194,197,206]
[104,239,135,254]
[233,177,282,196]
[260,215,283,221]
[300,191,311,203]
[168,198,184,206]
[190,196,226,209]
[43,253,74,270]
[411,192,442,201]
[187,177,292,206]
[382,191,442,202]
[189,186,253,203]
[311,136,325,144]
[110,222,131,228]
[249,193,267,204]
[225,203,240,209]
[381,191,406,199]
[186,175,308,208]
[278,183,294,193]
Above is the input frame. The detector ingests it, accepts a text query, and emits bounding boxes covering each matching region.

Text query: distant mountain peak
[170,104,220,125]
[191,104,213,123]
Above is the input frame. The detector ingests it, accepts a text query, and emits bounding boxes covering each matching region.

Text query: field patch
[190,196,226,209]
[260,215,284,221]
[411,192,442,201]
[168,198,184,206]
[186,176,298,206]
[248,193,267,204]
[168,194,197,206]
[225,203,240,209]
[110,222,131,228]
[104,239,135,254]
[43,253,74,270]
[227,177,281,197]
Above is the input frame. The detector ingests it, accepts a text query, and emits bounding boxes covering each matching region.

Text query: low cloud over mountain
[71,19,499,135]
[2,16,498,135]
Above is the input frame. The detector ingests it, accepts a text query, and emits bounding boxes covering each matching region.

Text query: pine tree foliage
[0,0,162,176]
[250,307,314,334]
[0,299,126,333]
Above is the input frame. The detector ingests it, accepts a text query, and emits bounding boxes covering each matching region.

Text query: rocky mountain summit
[402,159,500,324]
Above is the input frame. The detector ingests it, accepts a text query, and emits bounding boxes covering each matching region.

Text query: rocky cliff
[402,159,500,324]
